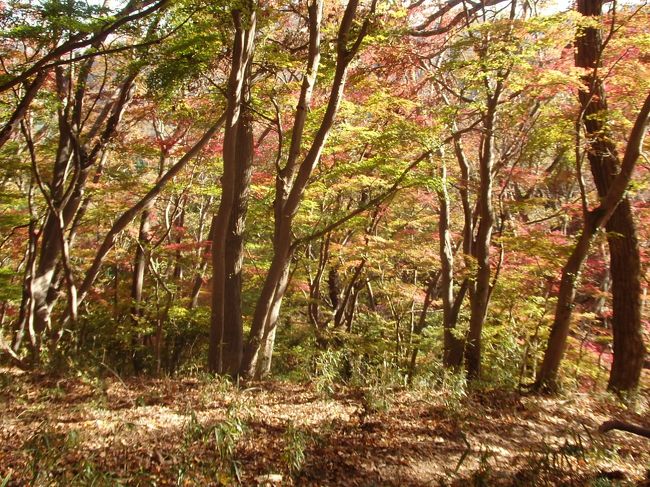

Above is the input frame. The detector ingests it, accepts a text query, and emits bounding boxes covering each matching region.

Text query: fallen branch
[599,419,650,439]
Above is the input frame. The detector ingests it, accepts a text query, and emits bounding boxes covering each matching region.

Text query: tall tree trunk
[573,0,645,393]
[465,89,499,379]
[208,5,256,374]
[240,0,375,378]
[221,80,254,376]
[27,64,138,350]
[606,204,644,391]
[30,102,74,338]
[536,91,650,391]
[240,0,324,378]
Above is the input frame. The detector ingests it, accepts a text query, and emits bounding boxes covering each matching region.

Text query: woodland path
[2,368,649,486]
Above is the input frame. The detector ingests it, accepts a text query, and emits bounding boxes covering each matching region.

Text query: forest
[0,0,649,484]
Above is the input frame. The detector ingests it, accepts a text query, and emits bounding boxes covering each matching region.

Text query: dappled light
[2,369,649,485]
[0,0,649,483]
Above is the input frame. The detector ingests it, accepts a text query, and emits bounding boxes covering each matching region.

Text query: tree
[571,0,646,393]
[0,0,170,148]
[207,1,256,375]
[239,0,378,379]
[536,89,650,391]
[535,0,650,392]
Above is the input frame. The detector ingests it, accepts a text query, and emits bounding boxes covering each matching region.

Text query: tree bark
[240,0,375,378]
[239,0,323,378]
[27,62,138,349]
[465,88,499,379]
[438,159,464,368]
[537,213,599,391]
[599,419,650,439]
[606,203,644,392]
[130,208,151,373]
[536,91,650,391]
[208,5,256,374]
[255,263,292,378]
[171,195,186,281]
[221,77,254,376]
[574,0,645,393]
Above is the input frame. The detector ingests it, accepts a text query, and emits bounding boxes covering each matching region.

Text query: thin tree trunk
[130,209,152,373]
[537,215,598,391]
[438,159,464,368]
[0,70,49,149]
[188,196,214,309]
[406,273,440,384]
[76,116,225,306]
[255,264,292,378]
[129,152,167,372]
[172,195,186,281]
[453,136,473,258]
[307,235,331,328]
[334,258,365,328]
[16,226,38,355]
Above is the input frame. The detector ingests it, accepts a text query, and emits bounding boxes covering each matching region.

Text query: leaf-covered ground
[1,367,649,486]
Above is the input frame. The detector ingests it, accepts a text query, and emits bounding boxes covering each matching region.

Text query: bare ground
[1,367,649,486]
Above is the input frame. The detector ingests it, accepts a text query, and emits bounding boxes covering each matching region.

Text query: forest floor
[1,366,649,486]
